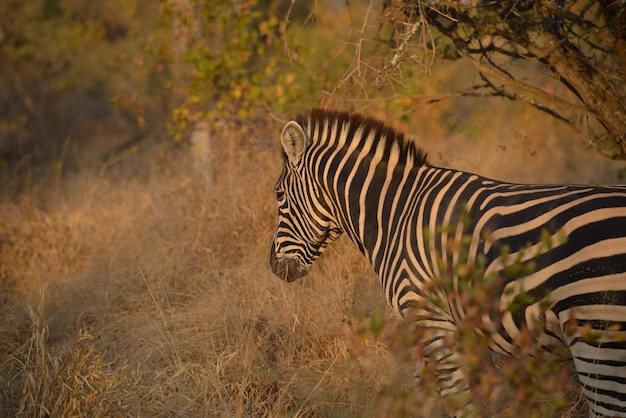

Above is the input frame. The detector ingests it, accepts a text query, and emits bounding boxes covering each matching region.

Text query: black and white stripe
[269,108,626,417]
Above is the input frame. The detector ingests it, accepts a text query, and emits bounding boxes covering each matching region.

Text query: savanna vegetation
[1,1,624,417]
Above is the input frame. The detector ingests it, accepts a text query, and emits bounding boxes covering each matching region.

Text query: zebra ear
[281,121,307,166]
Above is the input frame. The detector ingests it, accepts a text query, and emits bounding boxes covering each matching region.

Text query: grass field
[1,105,623,417]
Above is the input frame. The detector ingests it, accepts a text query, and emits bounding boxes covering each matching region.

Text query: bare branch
[330,0,376,98]
[457,49,593,117]
[375,0,626,159]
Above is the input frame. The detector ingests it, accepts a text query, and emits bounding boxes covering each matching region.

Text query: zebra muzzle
[269,242,310,282]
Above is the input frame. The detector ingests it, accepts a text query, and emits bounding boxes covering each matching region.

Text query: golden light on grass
[0,132,410,417]
[0,120,601,417]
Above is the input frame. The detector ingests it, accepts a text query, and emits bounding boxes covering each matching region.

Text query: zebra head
[270,119,342,282]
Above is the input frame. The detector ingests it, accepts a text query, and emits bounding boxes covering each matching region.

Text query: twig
[330,0,375,98]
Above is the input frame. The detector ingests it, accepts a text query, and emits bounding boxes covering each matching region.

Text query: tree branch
[384,0,626,159]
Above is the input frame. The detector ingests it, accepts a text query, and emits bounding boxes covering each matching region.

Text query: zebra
[269,108,626,417]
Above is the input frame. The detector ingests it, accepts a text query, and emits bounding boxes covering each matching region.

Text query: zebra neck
[325,162,485,277]
[323,157,439,267]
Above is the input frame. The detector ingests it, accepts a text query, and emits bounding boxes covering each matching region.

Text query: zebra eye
[328,227,342,240]
[274,185,285,201]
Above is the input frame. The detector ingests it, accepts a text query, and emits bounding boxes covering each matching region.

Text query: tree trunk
[525,34,626,159]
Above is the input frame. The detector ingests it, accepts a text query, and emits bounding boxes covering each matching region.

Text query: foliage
[167,0,316,137]
[0,0,169,188]
[357,227,586,417]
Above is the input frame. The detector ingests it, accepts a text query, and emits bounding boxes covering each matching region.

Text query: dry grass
[8,292,136,417]
[0,118,601,417]
[2,2,621,415]
[0,125,413,417]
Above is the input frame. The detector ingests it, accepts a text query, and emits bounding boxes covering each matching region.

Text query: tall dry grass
[0,117,600,417]
[0,123,414,417]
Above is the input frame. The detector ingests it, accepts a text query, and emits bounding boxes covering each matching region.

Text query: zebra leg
[418,328,478,417]
[564,318,626,417]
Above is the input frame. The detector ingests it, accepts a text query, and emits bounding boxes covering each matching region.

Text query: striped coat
[270,108,626,416]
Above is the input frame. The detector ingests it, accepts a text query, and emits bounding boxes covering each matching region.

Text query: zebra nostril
[282,262,297,282]
[269,246,310,282]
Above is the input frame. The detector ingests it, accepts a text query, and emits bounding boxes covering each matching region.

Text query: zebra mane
[294,108,429,167]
